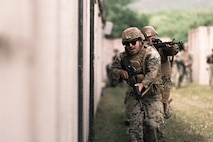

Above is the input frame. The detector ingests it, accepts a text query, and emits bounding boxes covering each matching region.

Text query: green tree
[150,10,213,42]
[105,0,213,41]
[104,0,149,39]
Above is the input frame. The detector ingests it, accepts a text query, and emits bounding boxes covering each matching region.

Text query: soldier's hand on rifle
[165,44,179,55]
[120,70,128,79]
[134,83,144,92]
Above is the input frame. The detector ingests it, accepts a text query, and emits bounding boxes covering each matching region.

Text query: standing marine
[141,26,179,119]
[109,27,164,142]
[178,44,193,87]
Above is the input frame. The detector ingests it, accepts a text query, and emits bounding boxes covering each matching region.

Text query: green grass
[93,84,213,142]
[93,86,129,142]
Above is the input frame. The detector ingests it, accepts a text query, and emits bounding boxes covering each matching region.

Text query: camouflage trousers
[125,85,165,142]
[161,77,173,119]
[161,76,172,104]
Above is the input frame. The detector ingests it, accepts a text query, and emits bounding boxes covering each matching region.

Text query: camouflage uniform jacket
[157,44,179,77]
[110,42,162,90]
[156,44,179,104]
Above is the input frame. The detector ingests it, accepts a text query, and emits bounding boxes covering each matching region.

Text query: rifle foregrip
[134,86,141,98]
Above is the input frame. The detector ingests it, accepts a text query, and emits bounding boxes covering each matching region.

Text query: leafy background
[104,0,213,42]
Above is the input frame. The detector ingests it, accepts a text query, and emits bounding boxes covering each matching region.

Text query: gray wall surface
[188,26,213,85]
[0,0,105,142]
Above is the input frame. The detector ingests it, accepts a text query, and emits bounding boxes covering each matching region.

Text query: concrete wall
[102,38,124,82]
[0,0,105,142]
[188,26,213,85]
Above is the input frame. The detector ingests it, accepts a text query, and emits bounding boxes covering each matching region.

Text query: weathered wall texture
[0,0,105,142]
[188,26,213,85]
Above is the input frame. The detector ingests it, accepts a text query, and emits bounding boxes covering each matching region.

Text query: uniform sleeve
[109,53,123,85]
[162,44,179,56]
[142,48,161,88]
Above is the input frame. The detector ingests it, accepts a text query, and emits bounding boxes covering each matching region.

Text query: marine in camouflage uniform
[206,49,213,86]
[109,27,164,142]
[141,26,179,119]
[177,44,193,87]
[171,52,185,88]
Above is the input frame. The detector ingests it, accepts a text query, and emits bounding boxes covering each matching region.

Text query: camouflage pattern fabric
[110,42,164,142]
[125,85,164,142]
[122,27,145,44]
[157,44,178,102]
[156,44,178,119]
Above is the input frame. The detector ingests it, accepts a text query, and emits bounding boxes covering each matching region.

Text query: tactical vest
[122,45,162,96]
[122,44,160,83]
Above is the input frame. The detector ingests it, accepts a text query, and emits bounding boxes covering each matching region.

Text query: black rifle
[152,38,184,51]
[122,57,144,111]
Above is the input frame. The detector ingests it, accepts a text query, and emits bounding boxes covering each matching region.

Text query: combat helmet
[122,27,145,45]
[141,26,158,39]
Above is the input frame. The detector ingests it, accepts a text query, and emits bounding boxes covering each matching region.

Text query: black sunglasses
[123,38,139,46]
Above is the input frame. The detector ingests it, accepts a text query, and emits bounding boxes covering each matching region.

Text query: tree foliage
[149,10,213,42]
[104,0,149,39]
[104,0,213,42]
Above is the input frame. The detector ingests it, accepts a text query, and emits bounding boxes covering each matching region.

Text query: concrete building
[0,0,105,142]
[188,26,213,85]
